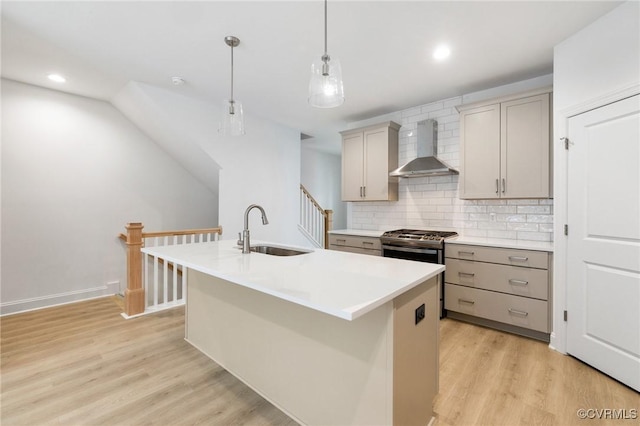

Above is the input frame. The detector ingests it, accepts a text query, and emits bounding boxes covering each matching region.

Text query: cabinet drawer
[445,258,548,300]
[445,244,548,269]
[328,235,381,251]
[445,284,549,333]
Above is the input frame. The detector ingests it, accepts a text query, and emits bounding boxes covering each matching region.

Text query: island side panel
[393,276,439,426]
[186,269,394,426]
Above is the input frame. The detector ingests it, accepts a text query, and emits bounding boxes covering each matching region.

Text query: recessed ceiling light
[48,74,66,83]
[433,45,451,61]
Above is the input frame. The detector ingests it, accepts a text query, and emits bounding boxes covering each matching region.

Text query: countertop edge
[446,236,554,252]
[328,229,386,238]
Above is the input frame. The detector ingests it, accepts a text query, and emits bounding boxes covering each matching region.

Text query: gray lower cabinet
[444,243,552,341]
[328,234,382,256]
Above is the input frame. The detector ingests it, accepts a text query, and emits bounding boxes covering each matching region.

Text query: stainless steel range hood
[389,119,459,178]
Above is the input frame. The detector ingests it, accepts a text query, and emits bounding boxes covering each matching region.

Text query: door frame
[552,82,640,354]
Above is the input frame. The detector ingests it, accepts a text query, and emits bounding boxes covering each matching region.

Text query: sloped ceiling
[1,1,622,153]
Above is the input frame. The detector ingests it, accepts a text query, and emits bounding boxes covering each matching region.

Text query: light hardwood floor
[1,297,637,425]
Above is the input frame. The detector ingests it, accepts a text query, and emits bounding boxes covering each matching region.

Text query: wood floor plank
[1,296,638,425]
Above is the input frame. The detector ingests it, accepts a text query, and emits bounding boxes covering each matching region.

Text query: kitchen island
[142,240,444,425]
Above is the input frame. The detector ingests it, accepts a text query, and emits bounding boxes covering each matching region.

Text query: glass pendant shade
[220,99,245,136]
[308,55,344,108]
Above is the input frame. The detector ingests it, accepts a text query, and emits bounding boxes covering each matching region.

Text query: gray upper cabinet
[340,121,400,202]
[458,89,552,199]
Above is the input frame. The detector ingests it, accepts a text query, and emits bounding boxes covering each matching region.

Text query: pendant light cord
[230,43,234,103]
[324,0,328,56]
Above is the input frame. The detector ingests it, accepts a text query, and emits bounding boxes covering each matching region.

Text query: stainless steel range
[381,229,458,317]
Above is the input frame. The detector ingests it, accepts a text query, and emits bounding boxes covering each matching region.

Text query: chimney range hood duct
[389,119,459,178]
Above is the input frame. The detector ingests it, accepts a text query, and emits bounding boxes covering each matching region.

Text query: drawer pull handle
[336,239,346,243]
[458,251,475,256]
[509,279,529,286]
[508,256,529,262]
[362,241,374,246]
[458,298,475,305]
[508,308,529,317]
[458,272,475,277]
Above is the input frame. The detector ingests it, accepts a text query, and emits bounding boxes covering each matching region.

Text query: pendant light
[308,0,344,108]
[219,36,245,136]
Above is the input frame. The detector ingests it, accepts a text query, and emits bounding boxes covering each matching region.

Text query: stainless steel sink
[250,245,311,256]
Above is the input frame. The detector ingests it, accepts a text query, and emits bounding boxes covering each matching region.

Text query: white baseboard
[0,282,120,316]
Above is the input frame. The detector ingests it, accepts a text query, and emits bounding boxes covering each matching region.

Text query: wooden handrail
[300,184,325,215]
[142,227,223,239]
[118,227,222,243]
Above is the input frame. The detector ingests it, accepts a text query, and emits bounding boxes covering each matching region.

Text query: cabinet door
[363,127,390,200]
[501,93,550,198]
[341,133,364,201]
[459,104,501,199]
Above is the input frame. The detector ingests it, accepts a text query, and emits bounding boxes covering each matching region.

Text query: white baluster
[153,255,159,307]
[173,260,178,302]
[143,252,149,308]
[163,255,168,305]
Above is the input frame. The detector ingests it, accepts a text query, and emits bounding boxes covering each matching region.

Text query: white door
[566,94,640,391]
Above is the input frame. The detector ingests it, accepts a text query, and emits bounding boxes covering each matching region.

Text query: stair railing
[119,223,222,318]
[299,184,333,248]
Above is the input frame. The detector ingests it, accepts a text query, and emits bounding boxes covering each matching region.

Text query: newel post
[324,210,333,249]
[124,222,145,316]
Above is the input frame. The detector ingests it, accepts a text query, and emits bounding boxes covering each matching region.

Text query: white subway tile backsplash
[496,214,527,222]
[469,213,490,221]
[487,205,517,214]
[401,107,422,118]
[348,96,553,241]
[462,205,487,213]
[421,102,444,113]
[506,222,539,231]
[487,230,518,239]
[527,214,554,223]
[517,205,552,214]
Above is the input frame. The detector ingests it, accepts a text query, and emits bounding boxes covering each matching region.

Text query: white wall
[112,82,308,248]
[1,79,217,314]
[347,75,555,242]
[300,143,346,230]
[554,1,640,112]
[552,1,640,352]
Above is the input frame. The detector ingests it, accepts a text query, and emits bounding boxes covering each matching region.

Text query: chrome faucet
[238,204,269,253]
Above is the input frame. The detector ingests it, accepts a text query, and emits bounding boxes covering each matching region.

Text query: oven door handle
[382,245,439,255]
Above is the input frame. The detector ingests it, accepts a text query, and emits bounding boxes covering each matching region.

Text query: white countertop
[446,236,554,252]
[328,229,387,238]
[142,240,444,321]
